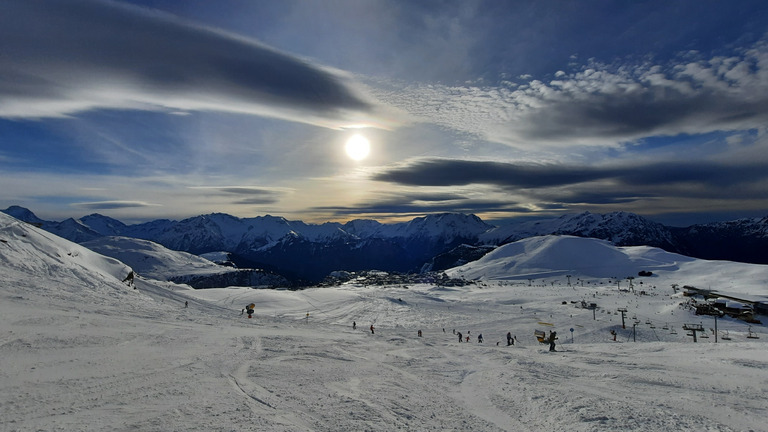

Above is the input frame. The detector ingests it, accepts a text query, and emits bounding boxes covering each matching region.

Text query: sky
[2,0,768,226]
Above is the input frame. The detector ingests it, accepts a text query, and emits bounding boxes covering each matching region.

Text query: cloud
[0,0,388,129]
[372,159,617,188]
[373,41,768,148]
[371,158,768,200]
[314,198,526,218]
[191,186,287,205]
[71,200,159,210]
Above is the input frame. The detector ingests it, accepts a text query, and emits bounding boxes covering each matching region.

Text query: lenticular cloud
[0,0,379,129]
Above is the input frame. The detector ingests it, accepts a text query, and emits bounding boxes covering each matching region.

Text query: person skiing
[370,325,375,334]
[184,301,188,308]
[457,332,463,342]
[418,330,423,337]
[507,332,514,346]
[353,321,357,330]
[478,334,483,343]
[548,331,558,352]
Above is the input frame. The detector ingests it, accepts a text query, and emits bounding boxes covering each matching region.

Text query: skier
[457,332,463,342]
[418,330,423,337]
[184,301,188,308]
[507,332,514,346]
[353,321,357,330]
[370,325,375,334]
[548,331,558,352]
[478,334,483,343]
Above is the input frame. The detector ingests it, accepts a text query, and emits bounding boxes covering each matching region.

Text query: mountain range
[4,205,768,283]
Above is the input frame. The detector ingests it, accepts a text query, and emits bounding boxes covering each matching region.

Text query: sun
[344,134,370,161]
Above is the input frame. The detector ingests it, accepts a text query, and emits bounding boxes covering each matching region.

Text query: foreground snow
[2,215,767,431]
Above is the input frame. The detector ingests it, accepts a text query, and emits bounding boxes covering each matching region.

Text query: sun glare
[345,134,370,161]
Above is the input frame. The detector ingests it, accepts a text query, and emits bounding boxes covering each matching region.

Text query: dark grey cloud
[0,0,379,127]
[72,201,156,210]
[372,158,768,192]
[372,159,618,188]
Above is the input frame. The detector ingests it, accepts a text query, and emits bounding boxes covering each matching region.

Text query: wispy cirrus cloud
[373,41,768,148]
[0,0,391,129]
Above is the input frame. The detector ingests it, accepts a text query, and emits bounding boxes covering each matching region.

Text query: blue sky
[2,0,768,226]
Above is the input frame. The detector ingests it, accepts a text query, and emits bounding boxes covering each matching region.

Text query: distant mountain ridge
[4,205,768,282]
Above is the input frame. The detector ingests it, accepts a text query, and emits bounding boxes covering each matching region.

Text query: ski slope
[1,213,767,431]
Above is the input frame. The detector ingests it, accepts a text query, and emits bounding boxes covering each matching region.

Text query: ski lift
[645,319,652,325]
[670,328,678,335]
[699,332,709,338]
[662,323,669,330]
[721,330,731,340]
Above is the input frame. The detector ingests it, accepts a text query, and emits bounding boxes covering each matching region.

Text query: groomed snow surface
[2,214,767,432]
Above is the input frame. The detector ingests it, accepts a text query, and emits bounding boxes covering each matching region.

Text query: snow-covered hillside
[449,235,768,296]
[82,236,289,288]
[81,236,225,280]
[2,213,767,431]
[0,213,133,300]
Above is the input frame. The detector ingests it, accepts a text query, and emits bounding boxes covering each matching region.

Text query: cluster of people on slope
[347,321,557,350]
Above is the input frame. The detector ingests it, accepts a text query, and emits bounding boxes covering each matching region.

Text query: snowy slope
[0,213,133,295]
[2,213,767,432]
[81,236,289,288]
[447,235,768,297]
[81,236,230,281]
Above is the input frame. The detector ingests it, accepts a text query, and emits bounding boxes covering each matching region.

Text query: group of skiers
[349,323,526,347]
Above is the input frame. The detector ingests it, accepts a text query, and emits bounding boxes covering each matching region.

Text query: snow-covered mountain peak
[79,213,128,236]
[1,205,47,225]
[390,213,494,239]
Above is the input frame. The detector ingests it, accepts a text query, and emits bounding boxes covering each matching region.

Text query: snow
[81,236,228,280]
[2,214,768,431]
